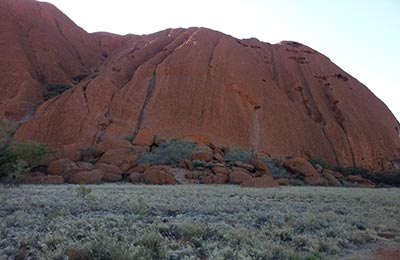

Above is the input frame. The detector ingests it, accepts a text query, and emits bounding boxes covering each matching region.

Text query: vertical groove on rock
[200,38,221,125]
[131,69,157,140]
[321,127,339,166]
[343,129,356,166]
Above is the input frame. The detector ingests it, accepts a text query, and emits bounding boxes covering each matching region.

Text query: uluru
[1,0,399,171]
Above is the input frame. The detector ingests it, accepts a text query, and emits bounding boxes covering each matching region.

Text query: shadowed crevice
[321,127,339,166]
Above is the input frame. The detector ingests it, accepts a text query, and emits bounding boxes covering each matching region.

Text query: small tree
[0,120,55,184]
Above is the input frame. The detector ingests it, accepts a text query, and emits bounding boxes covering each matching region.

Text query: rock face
[0,0,107,122]
[4,0,399,171]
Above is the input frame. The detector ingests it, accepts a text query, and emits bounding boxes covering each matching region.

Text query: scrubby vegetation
[44,83,73,100]
[0,120,54,184]
[308,157,329,169]
[1,184,399,259]
[138,140,196,166]
[335,166,400,187]
[224,146,251,165]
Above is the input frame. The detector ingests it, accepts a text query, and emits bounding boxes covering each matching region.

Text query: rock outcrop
[2,0,399,171]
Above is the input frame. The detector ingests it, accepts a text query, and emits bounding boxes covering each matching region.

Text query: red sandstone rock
[132,127,154,146]
[129,163,151,173]
[346,175,375,187]
[199,175,213,184]
[129,172,142,183]
[235,161,255,172]
[96,139,132,154]
[212,165,229,175]
[47,159,80,176]
[4,1,398,171]
[142,166,176,185]
[304,176,329,186]
[96,163,123,182]
[322,171,341,186]
[241,175,279,188]
[283,157,319,177]
[97,148,138,171]
[249,153,271,174]
[275,178,290,185]
[69,170,103,184]
[213,173,228,184]
[229,170,252,184]
[191,145,214,162]
[22,172,64,184]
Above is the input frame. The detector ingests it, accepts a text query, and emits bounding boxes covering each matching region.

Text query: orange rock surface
[2,0,399,171]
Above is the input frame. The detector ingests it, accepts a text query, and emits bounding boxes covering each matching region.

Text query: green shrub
[308,157,329,169]
[262,157,292,179]
[137,230,165,259]
[44,83,73,100]
[334,167,370,177]
[368,171,400,186]
[192,159,212,168]
[0,136,55,184]
[138,140,195,166]
[75,185,92,199]
[224,146,251,164]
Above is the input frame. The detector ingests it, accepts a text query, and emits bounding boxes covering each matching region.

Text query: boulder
[76,162,95,171]
[191,145,214,162]
[95,139,132,154]
[169,168,191,184]
[182,159,194,170]
[97,148,138,171]
[346,175,375,187]
[132,127,154,146]
[22,172,64,185]
[235,161,255,172]
[212,165,229,175]
[96,163,123,182]
[199,175,213,184]
[304,176,329,186]
[129,172,142,183]
[47,159,80,176]
[241,175,279,188]
[142,166,176,185]
[249,153,271,174]
[68,170,103,184]
[213,173,228,184]
[275,178,290,185]
[322,171,341,186]
[283,157,319,178]
[229,170,252,184]
[129,163,151,173]
[323,169,344,179]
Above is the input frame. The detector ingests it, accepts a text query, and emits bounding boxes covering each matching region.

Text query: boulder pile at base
[21,137,382,188]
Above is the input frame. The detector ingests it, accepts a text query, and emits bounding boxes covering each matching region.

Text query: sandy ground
[341,237,400,260]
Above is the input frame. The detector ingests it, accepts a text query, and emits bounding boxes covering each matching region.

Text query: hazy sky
[45,0,400,121]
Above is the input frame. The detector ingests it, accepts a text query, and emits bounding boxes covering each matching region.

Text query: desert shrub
[368,170,400,186]
[75,185,92,199]
[128,197,149,217]
[44,83,73,100]
[334,167,370,177]
[0,120,16,178]
[0,136,54,183]
[262,157,292,179]
[308,157,329,169]
[224,146,251,164]
[192,159,212,168]
[138,140,195,166]
[137,230,165,259]
[72,73,90,83]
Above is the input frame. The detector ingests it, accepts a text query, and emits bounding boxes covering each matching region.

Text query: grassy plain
[0,185,399,259]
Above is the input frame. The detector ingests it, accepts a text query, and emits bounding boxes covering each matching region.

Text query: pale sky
[44,0,400,121]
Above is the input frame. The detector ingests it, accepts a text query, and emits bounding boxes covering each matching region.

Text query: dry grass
[0,184,399,259]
